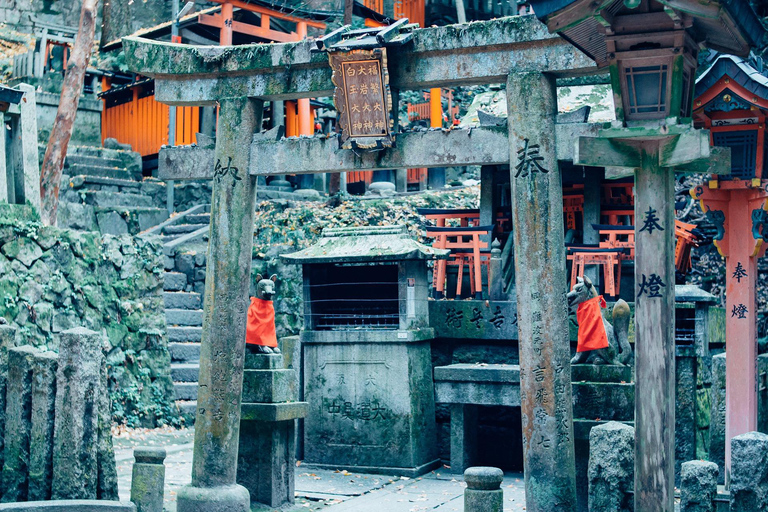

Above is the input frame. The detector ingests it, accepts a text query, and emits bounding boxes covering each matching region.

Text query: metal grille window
[625,64,668,117]
[675,306,696,345]
[307,263,400,330]
[713,130,758,179]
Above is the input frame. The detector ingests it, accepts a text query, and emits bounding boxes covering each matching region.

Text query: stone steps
[169,342,201,363]
[174,382,198,401]
[66,154,122,169]
[82,191,155,208]
[176,400,197,423]
[168,326,202,343]
[163,291,202,310]
[163,224,209,235]
[69,175,140,191]
[185,213,211,224]
[165,309,203,327]
[171,363,200,382]
[66,163,133,181]
[163,272,188,291]
[94,207,168,236]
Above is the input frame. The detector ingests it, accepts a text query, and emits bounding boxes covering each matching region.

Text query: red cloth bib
[245,297,277,347]
[576,295,609,353]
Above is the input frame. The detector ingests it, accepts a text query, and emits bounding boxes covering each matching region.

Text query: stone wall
[0,0,84,31]
[0,213,176,427]
[35,93,102,147]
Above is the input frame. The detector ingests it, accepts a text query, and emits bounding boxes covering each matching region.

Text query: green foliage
[110,382,182,429]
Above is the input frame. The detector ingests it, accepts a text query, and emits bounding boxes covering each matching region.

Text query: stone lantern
[526,1,764,510]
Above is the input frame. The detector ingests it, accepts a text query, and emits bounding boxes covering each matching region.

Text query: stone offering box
[282,225,448,475]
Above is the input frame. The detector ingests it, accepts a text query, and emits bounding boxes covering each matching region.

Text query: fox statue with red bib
[567,275,632,365]
[245,273,281,355]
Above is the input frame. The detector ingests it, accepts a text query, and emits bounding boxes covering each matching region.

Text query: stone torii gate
[125,16,598,512]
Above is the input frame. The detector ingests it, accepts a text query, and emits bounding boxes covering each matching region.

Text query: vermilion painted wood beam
[208,0,326,29]
[199,13,299,43]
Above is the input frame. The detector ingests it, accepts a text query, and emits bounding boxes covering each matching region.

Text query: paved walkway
[114,427,527,511]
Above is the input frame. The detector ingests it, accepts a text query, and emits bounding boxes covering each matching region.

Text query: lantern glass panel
[626,64,668,116]
[713,129,757,180]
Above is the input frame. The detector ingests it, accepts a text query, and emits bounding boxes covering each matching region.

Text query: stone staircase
[163,270,203,423]
[160,211,210,244]
[58,146,169,235]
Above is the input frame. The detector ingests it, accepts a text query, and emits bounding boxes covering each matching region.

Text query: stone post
[507,71,577,512]
[176,96,263,512]
[680,460,718,512]
[450,404,478,474]
[130,447,166,512]
[464,466,503,512]
[710,353,726,484]
[2,345,38,502]
[28,351,58,501]
[588,421,634,512]
[581,167,603,285]
[730,431,768,511]
[0,323,17,479]
[634,149,676,511]
[52,327,115,500]
[14,84,40,211]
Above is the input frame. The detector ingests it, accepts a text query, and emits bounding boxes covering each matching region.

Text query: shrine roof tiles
[281,225,450,264]
[695,55,768,103]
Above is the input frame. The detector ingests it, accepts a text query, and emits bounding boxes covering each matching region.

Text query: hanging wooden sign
[329,48,393,150]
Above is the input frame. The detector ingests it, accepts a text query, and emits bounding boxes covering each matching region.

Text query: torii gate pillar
[692,181,768,485]
[176,96,263,512]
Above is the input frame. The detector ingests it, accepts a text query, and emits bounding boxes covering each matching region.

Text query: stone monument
[282,225,447,475]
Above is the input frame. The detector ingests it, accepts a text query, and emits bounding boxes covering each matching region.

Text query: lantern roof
[527,0,765,67]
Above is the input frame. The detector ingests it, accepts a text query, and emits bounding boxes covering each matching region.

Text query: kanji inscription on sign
[330,49,393,150]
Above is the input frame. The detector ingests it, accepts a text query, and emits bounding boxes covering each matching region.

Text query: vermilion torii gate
[125,16,599,512]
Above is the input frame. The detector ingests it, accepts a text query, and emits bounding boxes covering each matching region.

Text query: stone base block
[240,403,307,422]
[237,420,296,509]
[573,381,634,422]
[571,364,632,383]
[176,484,249,512]
[242,369,297,404]
[299,458,442,478]
[244,354,284,370]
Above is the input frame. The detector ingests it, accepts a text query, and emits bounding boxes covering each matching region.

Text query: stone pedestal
[51,328,117,500]
[237,354,306,509]
[131,447,166,512]
[588,421,634,512]
[730,431,768,511]
[572,364,634,511]
[0,323,17,484]
[680,460,718,512]
[302,331,439,476]
[464,466,503,512]
[2,345,39,502]
[28,351,58,501]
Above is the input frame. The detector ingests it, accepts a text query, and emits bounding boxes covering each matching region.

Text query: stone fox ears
[255,274,278,283]
[575,276,594,290]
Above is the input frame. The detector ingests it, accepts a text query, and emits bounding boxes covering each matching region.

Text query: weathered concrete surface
[429,301,518,341]
[507,71,576,511]
[123,16,596,105]
[130,447,166,512]
[303,339,438,475]
[464,467,503,512]
[680,460,718,512]
[175,97,261,512]
[2,346,39,502]
[28,351,58,501]
[51,328,116,500]
[588,421,633,512]
[0,501,135,511]
[730,431,768,512]
[710,353,726,484]
[159,123,600,181]
[0,324,18,479]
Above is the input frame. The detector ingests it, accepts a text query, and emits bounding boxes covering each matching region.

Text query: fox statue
[245,274,281,355]
[567,275,632,365]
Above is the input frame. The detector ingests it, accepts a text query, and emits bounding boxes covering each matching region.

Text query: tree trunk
[39,0,100,226]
